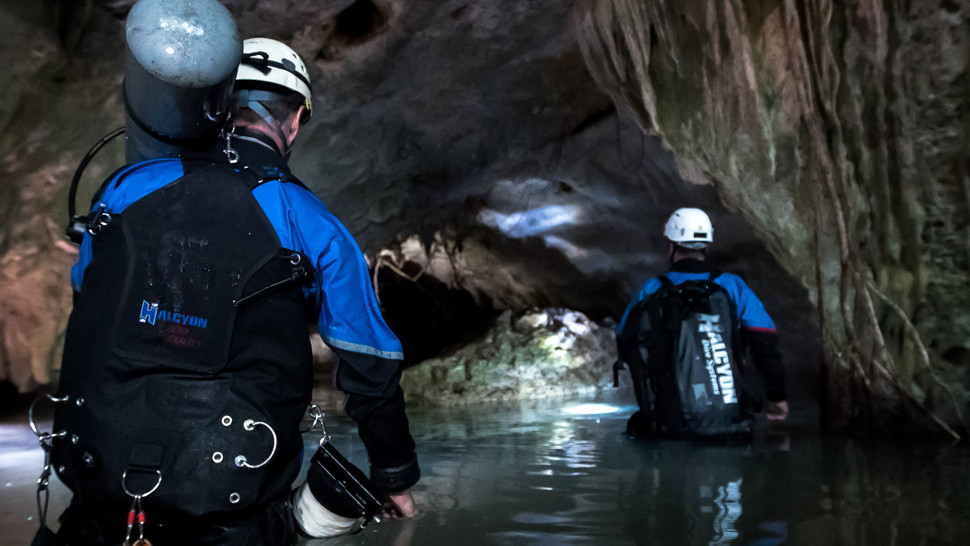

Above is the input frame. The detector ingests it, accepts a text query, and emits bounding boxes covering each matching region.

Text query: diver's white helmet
[664,208,714,249]
[235,37,312,122]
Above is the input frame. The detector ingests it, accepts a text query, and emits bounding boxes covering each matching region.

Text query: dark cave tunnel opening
[333,0,387,43]
[375,262,500,368]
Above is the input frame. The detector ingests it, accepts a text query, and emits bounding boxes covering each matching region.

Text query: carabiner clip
[28,394,70,444]
[223,129,239,164]
[302,404,331,445]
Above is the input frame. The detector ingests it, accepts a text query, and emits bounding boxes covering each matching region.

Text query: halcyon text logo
[138,300,208,328]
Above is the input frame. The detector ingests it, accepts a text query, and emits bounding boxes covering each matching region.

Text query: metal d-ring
[122,469,162,498]
[234,419,278,469]
[28,394,70,441]
[85,205,112,236]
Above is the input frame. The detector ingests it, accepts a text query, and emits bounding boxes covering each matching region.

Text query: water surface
[3,388,969,545]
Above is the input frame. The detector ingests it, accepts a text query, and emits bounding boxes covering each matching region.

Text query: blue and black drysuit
[50,138,417,544]
[616,258,786,404]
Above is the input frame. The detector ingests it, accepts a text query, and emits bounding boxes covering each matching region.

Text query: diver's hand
[765,400,789,422]
[382,488,417,518]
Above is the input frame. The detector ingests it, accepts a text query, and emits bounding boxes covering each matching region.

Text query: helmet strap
[240,51,313,95]
[245,100,292,157]
[235,133,280,154]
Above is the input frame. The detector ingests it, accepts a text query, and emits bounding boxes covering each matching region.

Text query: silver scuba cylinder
[123,0,241,163]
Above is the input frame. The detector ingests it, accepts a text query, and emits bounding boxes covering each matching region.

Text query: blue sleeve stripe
[323,335,404,360]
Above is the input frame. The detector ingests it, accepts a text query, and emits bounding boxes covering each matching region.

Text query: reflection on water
[3,388,970,545]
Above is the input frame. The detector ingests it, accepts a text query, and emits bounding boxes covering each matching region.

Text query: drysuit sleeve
[615,312,638,366]
[724,274,787,402]
[745,330,786,402]
[615,278,663,335]
[615,278,663,364]
[332,349,420,492]
[252,181,419,492]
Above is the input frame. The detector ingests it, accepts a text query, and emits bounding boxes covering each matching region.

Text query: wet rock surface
[401,308,621,405]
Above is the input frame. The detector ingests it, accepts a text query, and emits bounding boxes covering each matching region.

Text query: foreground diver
[616,208,788,440]
[37,38,419,545]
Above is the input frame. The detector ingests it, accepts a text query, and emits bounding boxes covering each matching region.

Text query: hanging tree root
[371,247,430,308]
[865,279,965,435]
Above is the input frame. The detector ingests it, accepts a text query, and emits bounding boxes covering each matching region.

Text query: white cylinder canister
[292,482,360,538]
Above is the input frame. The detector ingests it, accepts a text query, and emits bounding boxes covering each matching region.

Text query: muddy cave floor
[3,374,970,545]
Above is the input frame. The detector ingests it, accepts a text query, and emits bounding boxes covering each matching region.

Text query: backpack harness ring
[234,419,278,469]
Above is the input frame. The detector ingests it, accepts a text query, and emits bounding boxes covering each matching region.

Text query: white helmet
[235,37,312,121]
[664,208,713,249]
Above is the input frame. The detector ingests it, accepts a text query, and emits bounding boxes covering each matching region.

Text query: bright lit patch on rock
[478,204,581,238]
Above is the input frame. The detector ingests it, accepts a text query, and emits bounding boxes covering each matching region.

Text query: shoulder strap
[658,274,675,290]
[258,172,311,192]
[180,157,310,193]
[708,270,722,283]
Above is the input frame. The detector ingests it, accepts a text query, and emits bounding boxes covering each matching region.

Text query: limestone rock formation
[401,308,620,405]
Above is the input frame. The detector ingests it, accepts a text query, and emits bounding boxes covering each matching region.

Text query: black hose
[67,127,125,219]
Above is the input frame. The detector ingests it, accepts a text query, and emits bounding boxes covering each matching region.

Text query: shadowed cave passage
[333,0,387,43]
[375,261,498,367]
